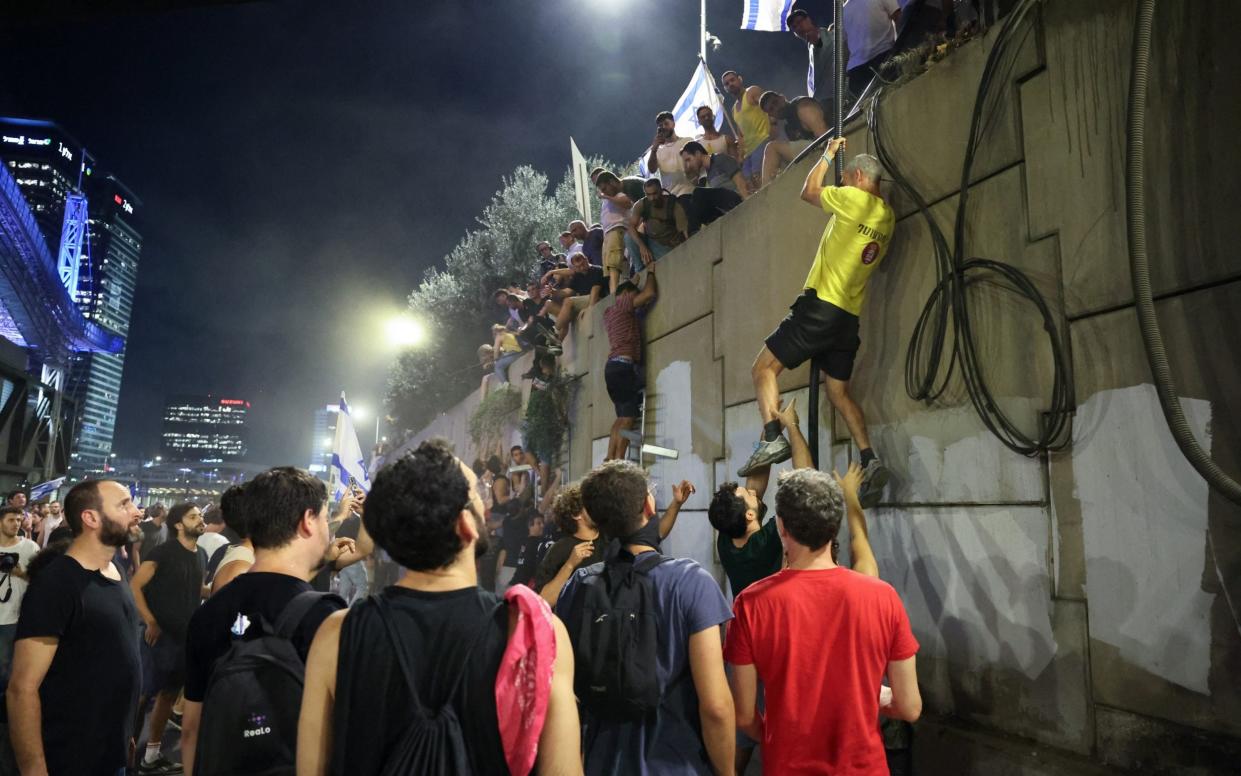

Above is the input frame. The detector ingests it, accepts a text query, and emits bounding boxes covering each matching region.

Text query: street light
[385,315,426,348]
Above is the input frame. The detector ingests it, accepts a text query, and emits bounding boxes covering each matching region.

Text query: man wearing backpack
[557,460,735,776]
[180,467,349,775]
[297,439,582,775]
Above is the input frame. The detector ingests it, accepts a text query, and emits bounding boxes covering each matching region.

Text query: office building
[308,403,340,480]
[161,394,250,462]
[1,116,143,475]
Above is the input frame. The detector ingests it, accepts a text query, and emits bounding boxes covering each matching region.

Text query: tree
[387,157,633,431]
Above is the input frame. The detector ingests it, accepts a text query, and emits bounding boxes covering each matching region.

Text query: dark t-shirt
[139,520,165,550]
[511,534,555,587]
[567,265,608,299]
[716,504,783,595]
[183,572,345,702]
[533,534,606,592]
[142,539,207,642]
[500,510,529,568]
[781,96,822,142]
[16,554,141,776]
[581,227,605,266]
[331,586,509,775]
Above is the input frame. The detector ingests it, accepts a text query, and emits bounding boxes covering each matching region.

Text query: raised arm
[633,268,658,309]
[539,541,595,608]
[801,136,845,206]
[835,463,878,578]
[658,479,694,540]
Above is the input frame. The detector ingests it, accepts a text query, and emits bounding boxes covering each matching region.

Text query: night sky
[0,0,831,467]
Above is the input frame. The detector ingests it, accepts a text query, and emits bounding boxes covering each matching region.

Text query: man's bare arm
[835,463,879,578]
[7,637,57,776]
[296,611,345,776]
[882,656,921,722]
[535,616,584,775]
[728,660,763,742]
[688,626,735,775]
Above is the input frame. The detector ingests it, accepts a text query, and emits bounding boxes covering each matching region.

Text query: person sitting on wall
[694,104,738,159]
[602,271,658,461]
[679,141,748,228]
[739,137,895,508]
[541,251,610,341]
[759,90,831,187]
[627,178,690,272]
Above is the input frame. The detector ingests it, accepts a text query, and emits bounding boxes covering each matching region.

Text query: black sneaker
[137,755,183,775]
[857,459,890,508]
[737,435,792,477]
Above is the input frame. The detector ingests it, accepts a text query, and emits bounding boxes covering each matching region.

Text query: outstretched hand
[671,480,696,505]
[775,397,800,431]
[324,538,357,565]
[833,462,863,505]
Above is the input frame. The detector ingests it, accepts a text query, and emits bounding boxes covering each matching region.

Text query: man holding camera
[0,506,39,686]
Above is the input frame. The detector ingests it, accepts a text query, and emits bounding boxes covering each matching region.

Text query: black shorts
[765,290,861,381]
[141,630,186,695]
[605,359,643,419]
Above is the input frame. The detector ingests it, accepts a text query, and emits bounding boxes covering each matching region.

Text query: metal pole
[808,1,846,472]
[700,0,707,61]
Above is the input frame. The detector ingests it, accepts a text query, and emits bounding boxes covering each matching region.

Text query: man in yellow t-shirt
[721,70,771,189]
[739,137,895,508]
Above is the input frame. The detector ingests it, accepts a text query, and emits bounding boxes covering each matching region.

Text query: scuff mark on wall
[1075,384,1214,694]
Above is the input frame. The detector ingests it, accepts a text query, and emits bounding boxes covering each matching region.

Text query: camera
[0,553,18,575]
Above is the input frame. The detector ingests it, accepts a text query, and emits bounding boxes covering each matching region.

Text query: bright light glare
[386,315,427,348]
[351,405,369,421]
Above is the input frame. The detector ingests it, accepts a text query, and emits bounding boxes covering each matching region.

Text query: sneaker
[856,459,890,508]
[737,435,792,477]
[166,711,182,731]
[138,755,183,775]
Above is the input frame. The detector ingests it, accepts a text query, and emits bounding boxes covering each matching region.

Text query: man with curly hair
[297,439,582,775]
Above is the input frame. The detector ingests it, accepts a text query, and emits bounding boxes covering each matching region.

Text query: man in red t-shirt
[723,468,921,775]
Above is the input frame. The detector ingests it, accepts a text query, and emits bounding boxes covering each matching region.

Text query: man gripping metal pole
[738,131,895,508]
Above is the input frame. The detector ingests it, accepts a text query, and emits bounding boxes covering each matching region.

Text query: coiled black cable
[868,0,1076,457]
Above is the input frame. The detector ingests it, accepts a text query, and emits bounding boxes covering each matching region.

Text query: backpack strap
[273,590,342,641]
[373,593,504,715]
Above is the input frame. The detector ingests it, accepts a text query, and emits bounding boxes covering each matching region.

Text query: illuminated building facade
[1,116,142,475]
[308,404,339,479]
[161,395,250,462]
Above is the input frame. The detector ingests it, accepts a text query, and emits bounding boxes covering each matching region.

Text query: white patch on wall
[646,360,718,576]
[591,437,608,468]
[870,506,1059,679]
[1074,384,1213,694]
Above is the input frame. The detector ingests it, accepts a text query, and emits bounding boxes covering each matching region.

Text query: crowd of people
[0,413,919,775]
[0,3,999,773]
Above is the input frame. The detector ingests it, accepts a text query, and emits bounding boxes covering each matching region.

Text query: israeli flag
[671,60,726,141]
[330,394,371,501]
[740,0,795,31]
[29,477,65,501]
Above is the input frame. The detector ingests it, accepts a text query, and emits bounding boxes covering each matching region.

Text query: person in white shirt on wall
[0,506,40,687]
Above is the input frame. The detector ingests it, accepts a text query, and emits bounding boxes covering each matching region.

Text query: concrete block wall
[403,1,1241,771]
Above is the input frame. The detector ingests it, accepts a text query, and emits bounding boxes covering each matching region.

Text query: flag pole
[700,0,707,61]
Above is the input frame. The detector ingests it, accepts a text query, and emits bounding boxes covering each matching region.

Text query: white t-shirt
[600,197,628,233]
[655,136,692,197]
[0,538,40,625]
[563,240,584,261]
[844,0,900,69]
[37,515,63,547]
[197,531,229,559]
[696,134,730,156]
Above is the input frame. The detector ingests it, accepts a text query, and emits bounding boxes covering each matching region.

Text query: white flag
[671,60,726,141]
[570,138,592,223]
[330,394,371,501]
[740,0,794,31]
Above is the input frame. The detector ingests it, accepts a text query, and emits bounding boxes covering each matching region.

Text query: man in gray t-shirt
[679,141,748,227]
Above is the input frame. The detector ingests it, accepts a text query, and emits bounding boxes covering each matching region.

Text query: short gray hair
[774,469,845,551]
[844,153,883,184]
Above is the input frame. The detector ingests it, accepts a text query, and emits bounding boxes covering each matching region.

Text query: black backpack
[194,590,338,776]
[566,549,668,721]
[368,594,504,775]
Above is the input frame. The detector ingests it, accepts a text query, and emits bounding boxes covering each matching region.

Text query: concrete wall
[405,1,1241,771]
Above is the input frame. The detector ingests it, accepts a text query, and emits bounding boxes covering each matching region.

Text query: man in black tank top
[297,439,582,775]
